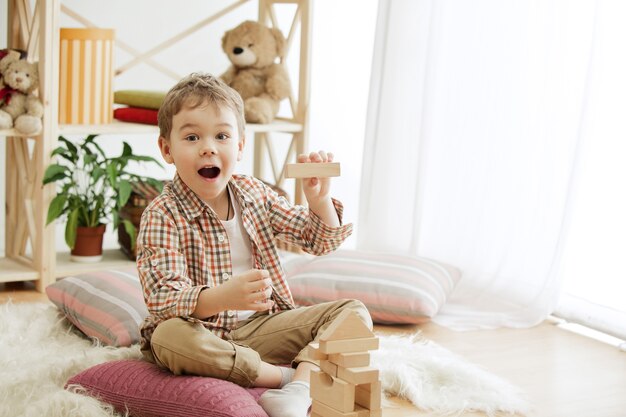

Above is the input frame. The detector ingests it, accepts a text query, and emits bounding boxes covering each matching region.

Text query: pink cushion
[66,359,269,417]
[46,268,147,347]
[283,249,461,324]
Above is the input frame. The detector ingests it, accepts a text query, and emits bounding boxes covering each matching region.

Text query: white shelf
[0,257,39,283]
[0,249,135,283]
[57,118,303,136]
[55,249,135,278]
[0,128,42,138]
[247,119,303,133]
[59,120,158,135]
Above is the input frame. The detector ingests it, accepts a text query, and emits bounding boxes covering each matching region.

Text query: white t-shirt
[220,187,256,321]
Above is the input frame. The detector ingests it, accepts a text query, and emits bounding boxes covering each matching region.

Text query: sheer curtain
[554,0,626,341]
[359,0,597,330]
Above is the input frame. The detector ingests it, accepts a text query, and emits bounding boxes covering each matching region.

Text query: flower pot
[70,224,106,263]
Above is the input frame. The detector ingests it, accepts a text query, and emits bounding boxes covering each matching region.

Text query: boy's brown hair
[157,72,245,140]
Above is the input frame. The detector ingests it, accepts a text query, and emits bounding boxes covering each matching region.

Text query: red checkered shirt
[137,173,352,349]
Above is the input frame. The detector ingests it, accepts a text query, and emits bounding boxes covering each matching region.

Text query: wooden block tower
[309,310,383,417]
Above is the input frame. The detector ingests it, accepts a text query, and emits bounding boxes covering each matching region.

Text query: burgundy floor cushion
[66,359,269,417]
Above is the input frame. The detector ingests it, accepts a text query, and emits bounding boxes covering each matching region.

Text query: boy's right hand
[220,269,275,311]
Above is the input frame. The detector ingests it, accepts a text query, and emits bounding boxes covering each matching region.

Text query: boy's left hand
[297,151,334,206]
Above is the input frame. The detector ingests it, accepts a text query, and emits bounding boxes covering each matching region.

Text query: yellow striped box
[59,28,115,125]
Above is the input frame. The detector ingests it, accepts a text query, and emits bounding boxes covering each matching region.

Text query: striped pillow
[46,268,147,347]
[283,250,461,324]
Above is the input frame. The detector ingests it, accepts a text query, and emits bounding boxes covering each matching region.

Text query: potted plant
[43,134,163,262]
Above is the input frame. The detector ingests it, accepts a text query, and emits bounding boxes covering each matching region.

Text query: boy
[136,72,372,417]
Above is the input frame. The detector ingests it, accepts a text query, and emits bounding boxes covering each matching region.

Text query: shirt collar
[170,173,207,222]
[170,173,255,222]
[229,175,256,208]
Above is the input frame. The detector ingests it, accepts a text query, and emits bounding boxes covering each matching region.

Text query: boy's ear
[158,136,174,164]
[237,135,246,161]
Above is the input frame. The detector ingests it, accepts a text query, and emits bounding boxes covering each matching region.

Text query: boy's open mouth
[198,166,220,179]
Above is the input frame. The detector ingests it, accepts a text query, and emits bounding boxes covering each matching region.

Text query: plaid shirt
[137,173,352,349]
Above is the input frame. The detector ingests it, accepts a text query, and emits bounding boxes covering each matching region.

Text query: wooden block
[355,380,382,410]
[308,342,328,360]
[320,359,338,377]
[310,370,355,413]
[312,401,370,417]
[367,409,382,417]
[319,310,374,342]
[329,351,370,368]
[284,162,341,178]
[319,337,379,354]
[337,366,379,385]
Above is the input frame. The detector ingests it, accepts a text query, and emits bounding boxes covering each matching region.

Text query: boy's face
[159,101,245,205]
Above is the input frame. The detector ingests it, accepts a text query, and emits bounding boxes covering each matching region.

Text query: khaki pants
[144,299,371,387]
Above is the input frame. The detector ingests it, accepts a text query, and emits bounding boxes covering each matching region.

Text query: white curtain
[553,0,626,341]
[358,0,597,330]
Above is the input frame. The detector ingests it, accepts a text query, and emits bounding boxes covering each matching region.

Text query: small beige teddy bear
[0,54,43,135]
[0,49,22,89]
[221,20,291,124]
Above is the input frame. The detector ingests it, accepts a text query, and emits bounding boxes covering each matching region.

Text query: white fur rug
[373,334,529,416]
[0,302,529,417]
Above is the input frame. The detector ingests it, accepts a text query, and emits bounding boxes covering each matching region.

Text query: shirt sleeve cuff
[308,198,353,249]
[176,285,210,318]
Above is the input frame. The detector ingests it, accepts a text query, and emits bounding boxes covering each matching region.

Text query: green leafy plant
[43,134,163,250]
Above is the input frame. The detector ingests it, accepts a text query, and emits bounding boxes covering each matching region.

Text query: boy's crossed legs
[147,299,371,417]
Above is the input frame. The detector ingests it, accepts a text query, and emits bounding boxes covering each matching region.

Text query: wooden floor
[2,281,625,417]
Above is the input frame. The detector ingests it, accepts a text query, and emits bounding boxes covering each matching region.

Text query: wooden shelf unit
[0,258,40,283]
[1,0,312,291]
[55,249,135,278]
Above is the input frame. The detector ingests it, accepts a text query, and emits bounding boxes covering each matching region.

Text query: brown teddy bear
[0,48,26,88]
[0,53,43,135]
[221,20,291,124]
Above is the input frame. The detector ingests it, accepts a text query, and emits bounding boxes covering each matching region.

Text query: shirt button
[222,273,230,280]
[150,259,158,267]
[217,234,225,242]
[227,310,235,318]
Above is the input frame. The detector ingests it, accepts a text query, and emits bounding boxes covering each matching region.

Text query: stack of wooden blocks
[309,310,383,417]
